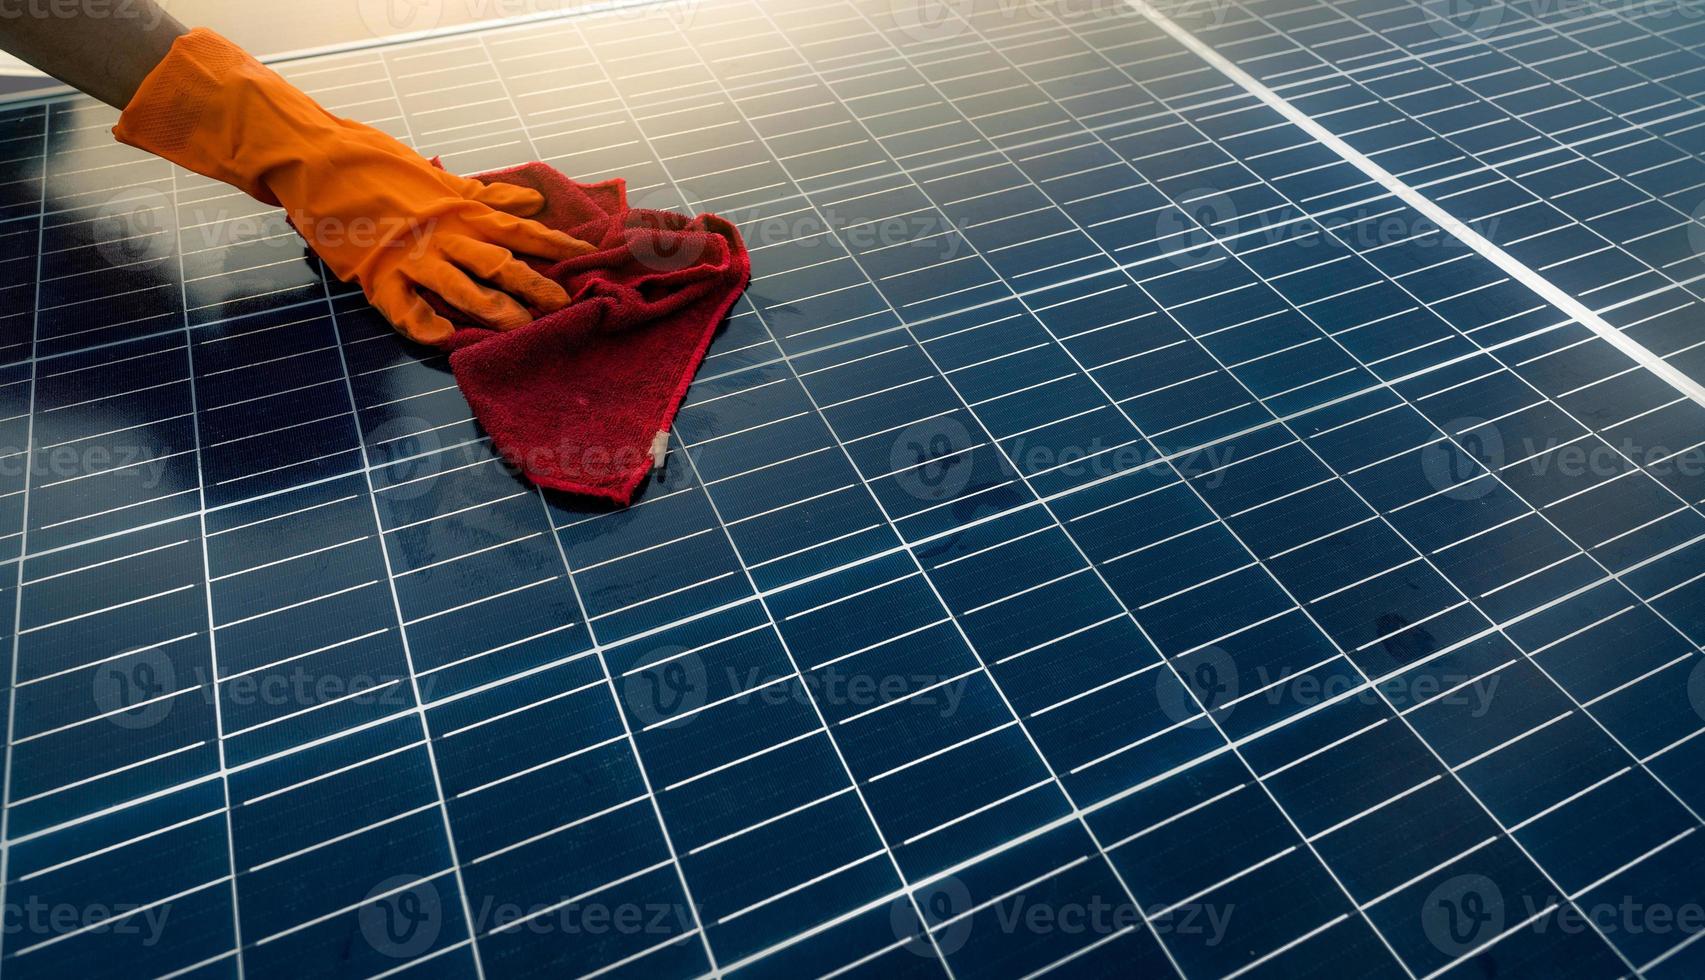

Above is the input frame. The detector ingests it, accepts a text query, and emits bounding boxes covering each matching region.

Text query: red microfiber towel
[431,161,750,505]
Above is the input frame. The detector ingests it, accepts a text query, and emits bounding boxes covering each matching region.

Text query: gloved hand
[112,28,595,345]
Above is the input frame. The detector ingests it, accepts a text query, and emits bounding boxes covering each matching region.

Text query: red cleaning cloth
[432,161,750,505]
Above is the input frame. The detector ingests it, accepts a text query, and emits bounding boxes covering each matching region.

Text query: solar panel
[2,0,1704,976]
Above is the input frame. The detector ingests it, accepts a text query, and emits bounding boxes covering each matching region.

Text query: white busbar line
[1123,0,1705,413]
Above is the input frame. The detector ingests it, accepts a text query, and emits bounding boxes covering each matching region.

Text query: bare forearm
[0,0,185,108]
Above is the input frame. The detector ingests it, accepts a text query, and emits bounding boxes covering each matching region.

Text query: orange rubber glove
[112,28,595,345]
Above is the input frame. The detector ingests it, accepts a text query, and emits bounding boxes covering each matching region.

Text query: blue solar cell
[2,0,1705,976]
